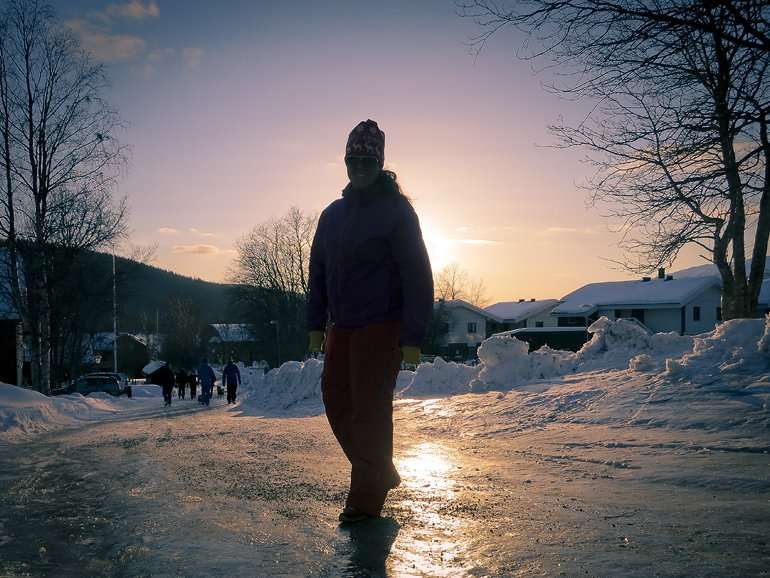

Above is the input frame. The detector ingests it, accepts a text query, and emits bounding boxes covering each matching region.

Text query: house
[86,332,150,378]
[551,269,722,335]
[484,299,559,331]
[205,323,261,364]
[434,299,502,359]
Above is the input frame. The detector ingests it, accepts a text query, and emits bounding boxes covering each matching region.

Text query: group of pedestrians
[154,357,240,407]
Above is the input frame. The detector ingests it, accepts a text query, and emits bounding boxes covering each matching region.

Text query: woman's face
[346,156,381,189]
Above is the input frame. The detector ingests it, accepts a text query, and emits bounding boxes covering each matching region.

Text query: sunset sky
[51,0,708,303]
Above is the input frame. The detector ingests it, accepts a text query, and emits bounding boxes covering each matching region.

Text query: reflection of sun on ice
[396,442,455,493]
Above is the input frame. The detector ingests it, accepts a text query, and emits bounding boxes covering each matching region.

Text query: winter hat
[345,119,385,166]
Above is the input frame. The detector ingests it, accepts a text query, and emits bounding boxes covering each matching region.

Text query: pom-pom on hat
[345,119,385,166]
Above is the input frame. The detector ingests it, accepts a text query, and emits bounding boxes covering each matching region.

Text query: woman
[306,119,433,523]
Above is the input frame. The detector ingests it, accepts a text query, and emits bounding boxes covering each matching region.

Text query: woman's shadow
[334,516,401,577]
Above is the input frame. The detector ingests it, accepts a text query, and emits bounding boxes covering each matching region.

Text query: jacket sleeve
[306,210,328,332]
[389,199,434,347]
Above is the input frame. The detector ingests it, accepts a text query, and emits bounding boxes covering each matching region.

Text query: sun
[419,218,453,272]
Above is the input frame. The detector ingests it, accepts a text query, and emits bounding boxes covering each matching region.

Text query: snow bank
[398,357,478,397]
[238,359,324,413]
[0,382,161,440]
[665,318,767,383]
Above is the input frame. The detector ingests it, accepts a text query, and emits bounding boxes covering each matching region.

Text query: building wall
[444,307,488,346]
[683,285,722,334]
[643,308,682,333]
[524,309,559,328]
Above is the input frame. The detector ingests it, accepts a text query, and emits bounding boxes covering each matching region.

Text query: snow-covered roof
[438,299,502,322]
[209,323,258,343]
[90,332,146,352]
[553,276,721,316]
[485,299,559,322]
[675,256,770,279]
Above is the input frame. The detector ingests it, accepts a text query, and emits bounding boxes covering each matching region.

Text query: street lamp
[269,320,280,368]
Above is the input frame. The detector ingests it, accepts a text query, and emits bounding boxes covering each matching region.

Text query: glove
[308,331,324,353]
[401,346,421,365]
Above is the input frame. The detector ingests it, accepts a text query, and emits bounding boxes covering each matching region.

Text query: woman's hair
[382,169,413,204]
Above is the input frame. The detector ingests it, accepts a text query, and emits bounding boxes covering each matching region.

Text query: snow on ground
[4,316,769,440]
[236,316,770,438]
[0,383,163,441]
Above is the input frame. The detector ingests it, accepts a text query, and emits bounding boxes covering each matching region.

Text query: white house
[485,299,559,329]
[434,299,501,358]
[551,271,722,335]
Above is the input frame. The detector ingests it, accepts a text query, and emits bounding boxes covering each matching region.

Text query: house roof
[91,332,147,352]
[485,299,559,322]
[552,276,721,316]
[209,323,258,343]
[438,299,502,322]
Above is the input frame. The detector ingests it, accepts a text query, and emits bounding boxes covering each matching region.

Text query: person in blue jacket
[306,119,433,523]
[197,358,216,406]
[222,359,241,404]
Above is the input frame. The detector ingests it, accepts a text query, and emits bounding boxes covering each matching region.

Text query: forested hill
[49,249,244,334]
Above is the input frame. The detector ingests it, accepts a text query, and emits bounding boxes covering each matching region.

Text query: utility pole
[112,251,118,373]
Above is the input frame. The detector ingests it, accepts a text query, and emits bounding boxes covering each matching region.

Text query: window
[693,306,701,322]
[467,322,477,334]
[716,307,722,322]
[535,321,544,328]
[631,309,645,323]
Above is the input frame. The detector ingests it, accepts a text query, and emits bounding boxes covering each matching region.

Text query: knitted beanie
[345,119,385,166]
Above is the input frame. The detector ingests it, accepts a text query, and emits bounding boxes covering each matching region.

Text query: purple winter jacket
[306,173,433,347]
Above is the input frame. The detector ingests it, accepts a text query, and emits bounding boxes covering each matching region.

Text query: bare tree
[460,0,770,319]
[0,0,127,391]
[434,262,489,307]
[229,207,317,364]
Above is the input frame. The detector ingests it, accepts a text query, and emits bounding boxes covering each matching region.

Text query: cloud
[454,239,500,245]
[543,226,600,236]
[98,1,160,22]
[66,19,146,63]
[183,47,204,69]
[157,227,178,234]
[171,244,233,255]
[188,228,217,238]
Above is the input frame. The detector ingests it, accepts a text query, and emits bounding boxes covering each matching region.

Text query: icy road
[1,390,768,578]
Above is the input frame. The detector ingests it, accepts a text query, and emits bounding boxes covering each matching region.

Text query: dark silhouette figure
[176,369,188,399]
[306,120,433,523]
[188,372,197,400]
[155,363,176,407]
[197,358,216,406]
[222,359,241,404]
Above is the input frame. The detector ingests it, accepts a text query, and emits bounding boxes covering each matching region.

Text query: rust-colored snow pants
[322,320,402,517]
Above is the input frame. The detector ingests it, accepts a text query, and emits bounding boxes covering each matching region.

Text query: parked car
[70,373,132,397]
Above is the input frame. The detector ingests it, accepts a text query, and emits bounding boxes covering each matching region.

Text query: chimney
[658,267,665,279]
[665,274,674,281]
[518,299,525,302]
[641,276,651,282]
[530,298,536,302]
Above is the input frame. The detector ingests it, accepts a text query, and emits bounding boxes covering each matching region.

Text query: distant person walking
[197,358,216,406]
[223,359,241,404]
[188,371,197,401]
[176,369,188,399]
[156,362,176,407]
[306,120,433,523]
